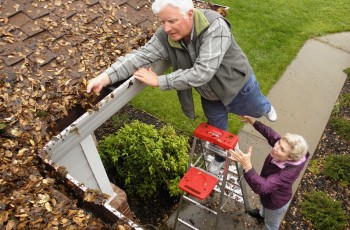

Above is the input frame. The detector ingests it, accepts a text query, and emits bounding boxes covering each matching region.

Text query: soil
[93,77,350,229]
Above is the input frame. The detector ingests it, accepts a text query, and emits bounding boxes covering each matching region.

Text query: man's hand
[229,146,253,172]
[86,72,111,93]
[133,67,159,87]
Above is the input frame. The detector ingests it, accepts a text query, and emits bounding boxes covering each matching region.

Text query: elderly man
[87,0,277,175]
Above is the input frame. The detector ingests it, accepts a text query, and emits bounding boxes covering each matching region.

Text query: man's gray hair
[282,133,309,161]
[152,0,194,15]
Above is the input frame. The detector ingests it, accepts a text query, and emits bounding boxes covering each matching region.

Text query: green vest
[155,9,253,118]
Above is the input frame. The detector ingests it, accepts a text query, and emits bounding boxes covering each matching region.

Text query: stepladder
[173,122,251,230]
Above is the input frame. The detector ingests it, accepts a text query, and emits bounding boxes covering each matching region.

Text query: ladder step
[194,123,239,150]
[179,167,218,200]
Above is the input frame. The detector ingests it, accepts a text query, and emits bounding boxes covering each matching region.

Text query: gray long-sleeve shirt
[104,9,253,118]
[105,16,231,94]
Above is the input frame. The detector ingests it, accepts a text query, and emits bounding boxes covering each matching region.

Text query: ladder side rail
[218,152,230,210]
[173,195,184,229]
[187,137,198,169]
[213,151,231,229]
[236,162,254,211]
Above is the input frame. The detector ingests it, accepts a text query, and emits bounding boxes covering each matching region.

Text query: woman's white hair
[282,133,309,161]
[152,0,194,15]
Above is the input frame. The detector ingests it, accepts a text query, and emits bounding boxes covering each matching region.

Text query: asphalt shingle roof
[0,0,156,228]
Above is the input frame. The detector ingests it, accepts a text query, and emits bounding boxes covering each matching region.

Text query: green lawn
[131,0,350,135]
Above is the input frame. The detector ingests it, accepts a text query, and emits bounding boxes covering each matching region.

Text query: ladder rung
[203,154,239,174]
[183,195,218,215]
[214,185,243,196]
[191,153,205,168]
[216,181,241,191]
[213,186,244,203]
[202,141,228,156]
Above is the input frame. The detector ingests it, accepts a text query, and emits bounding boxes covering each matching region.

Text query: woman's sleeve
[253,121,281,147]
[244,168,296,195]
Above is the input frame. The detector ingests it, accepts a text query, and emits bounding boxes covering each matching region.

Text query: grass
[131,0,350,135]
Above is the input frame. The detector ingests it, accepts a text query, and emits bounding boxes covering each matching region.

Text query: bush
[307,159,319,174]
[330,89,350,141]
[301,191,348,230]
[98,120,189,198]
[330,117,350,141]
[321,154,350,187]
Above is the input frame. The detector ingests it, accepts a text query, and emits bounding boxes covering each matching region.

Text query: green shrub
[344,68,350,77]
[301,191,348,230]
[339,92,350,108]
[98,120,189,198]
[330,117,350,141]
[111,113,129,130]
[307,159,319,174]
[321,154,350,187]
[330,90,350,141]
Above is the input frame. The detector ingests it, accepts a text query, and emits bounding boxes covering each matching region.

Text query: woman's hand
[134,67,159,87]
[229,146,253,172]
[86,72,111,93]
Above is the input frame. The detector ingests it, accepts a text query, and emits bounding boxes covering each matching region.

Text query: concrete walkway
[165,32,350,229]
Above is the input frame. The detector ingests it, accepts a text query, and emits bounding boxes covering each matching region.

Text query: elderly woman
[230,116,309,230]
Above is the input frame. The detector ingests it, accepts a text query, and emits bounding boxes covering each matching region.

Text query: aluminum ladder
[173,122,248,230]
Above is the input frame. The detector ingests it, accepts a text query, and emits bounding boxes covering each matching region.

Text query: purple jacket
[244,121,310,210]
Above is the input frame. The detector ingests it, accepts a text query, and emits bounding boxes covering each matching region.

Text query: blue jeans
[201,74,271,161]
[260,201,291,230]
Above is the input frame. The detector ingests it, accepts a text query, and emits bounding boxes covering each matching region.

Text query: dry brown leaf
[45,202,52,212]
[0,211,9,223]
[5,150,12,158]
[30,139,35,146]
[6,220,16,230]
[15,213,28,218]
